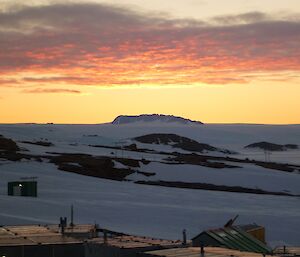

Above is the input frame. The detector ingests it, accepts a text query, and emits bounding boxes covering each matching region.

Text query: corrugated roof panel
[221,228,252,252]
[204,227,272,254]
[233,227,272,254]
[230,229,262,252]
[206,230,237,249]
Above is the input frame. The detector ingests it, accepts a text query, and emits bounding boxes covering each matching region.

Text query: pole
[182,229,187,245]
[70,204,74,227]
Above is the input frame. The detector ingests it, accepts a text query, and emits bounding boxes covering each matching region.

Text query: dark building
[7,181,37,197]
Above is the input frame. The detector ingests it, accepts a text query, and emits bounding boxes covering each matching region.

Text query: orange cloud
[0,3,300,90]
[22,88,81,94]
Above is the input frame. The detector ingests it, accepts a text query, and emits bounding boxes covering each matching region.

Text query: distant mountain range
[112,114,203,125]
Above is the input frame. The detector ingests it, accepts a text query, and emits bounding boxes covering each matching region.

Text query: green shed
[191,226,272,255]
[7,181,37,197]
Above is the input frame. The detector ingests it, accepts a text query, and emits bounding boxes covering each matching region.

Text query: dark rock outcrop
[134,133,235,154]
[245,142,298,151]
[135,180,298,197]
[49,153,135,181]
[21,141,54,147]
[0,135,20,152]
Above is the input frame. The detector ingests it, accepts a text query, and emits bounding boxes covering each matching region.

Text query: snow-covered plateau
[0,122,299,247]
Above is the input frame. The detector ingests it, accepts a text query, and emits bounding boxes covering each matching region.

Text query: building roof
[89,235,182,249]
[0,225,83,246]
[235,223,263,232]
[47,224,96,234]
[142,247,274,257]
[192,226,272,254]
[0,224,182,250]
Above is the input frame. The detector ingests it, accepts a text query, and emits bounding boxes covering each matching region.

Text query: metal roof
[0,225,84,246]
[89,235,182,249]
[235,223,263,232]
[193,227,272,254]
[0,224,182,249]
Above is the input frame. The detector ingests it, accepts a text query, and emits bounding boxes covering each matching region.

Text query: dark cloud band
[0,3,299,88]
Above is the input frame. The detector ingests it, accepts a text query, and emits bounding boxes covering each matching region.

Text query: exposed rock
[0,135,20,152]
[136,171,156,177]
[49,153,135,181]
[114,158,140,168]
[135,180,298,197]
[21,141,54,147]
[124,144,138,151]
[245,142,298,151]
[134,133,235,154]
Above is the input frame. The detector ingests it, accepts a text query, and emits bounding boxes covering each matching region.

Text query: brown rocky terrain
[134,133,235,154]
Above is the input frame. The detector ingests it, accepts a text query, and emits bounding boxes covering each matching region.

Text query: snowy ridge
[0,161,299,246]
[0,123,300,246]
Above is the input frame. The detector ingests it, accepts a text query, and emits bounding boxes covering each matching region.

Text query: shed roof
[0,224,181,249]
[235,224,263,232]
[192,227,272,254]
[89,235,181,249]
[0,225,83,246]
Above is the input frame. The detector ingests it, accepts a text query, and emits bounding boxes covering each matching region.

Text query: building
[0,225,84,257]
[138,246,274,257]
[7,181,37,197]
[191,226,272,255]
[0,224,182,257]
[85,230,182,257]
[273,246,300,256]
[235,224,266,243]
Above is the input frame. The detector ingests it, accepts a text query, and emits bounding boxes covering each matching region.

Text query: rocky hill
[134,133,234,154]
[112,114,203,125]
[245,141,298,151]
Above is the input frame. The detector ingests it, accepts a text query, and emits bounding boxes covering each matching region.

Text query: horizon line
[1,122,299,126]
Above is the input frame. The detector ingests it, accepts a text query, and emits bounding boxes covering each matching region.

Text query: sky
[0,0,300,124]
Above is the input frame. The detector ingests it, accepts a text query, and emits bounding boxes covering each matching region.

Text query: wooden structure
[235,224,266,243]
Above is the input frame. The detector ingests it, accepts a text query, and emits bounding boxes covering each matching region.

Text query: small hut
[8,181,37,197]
